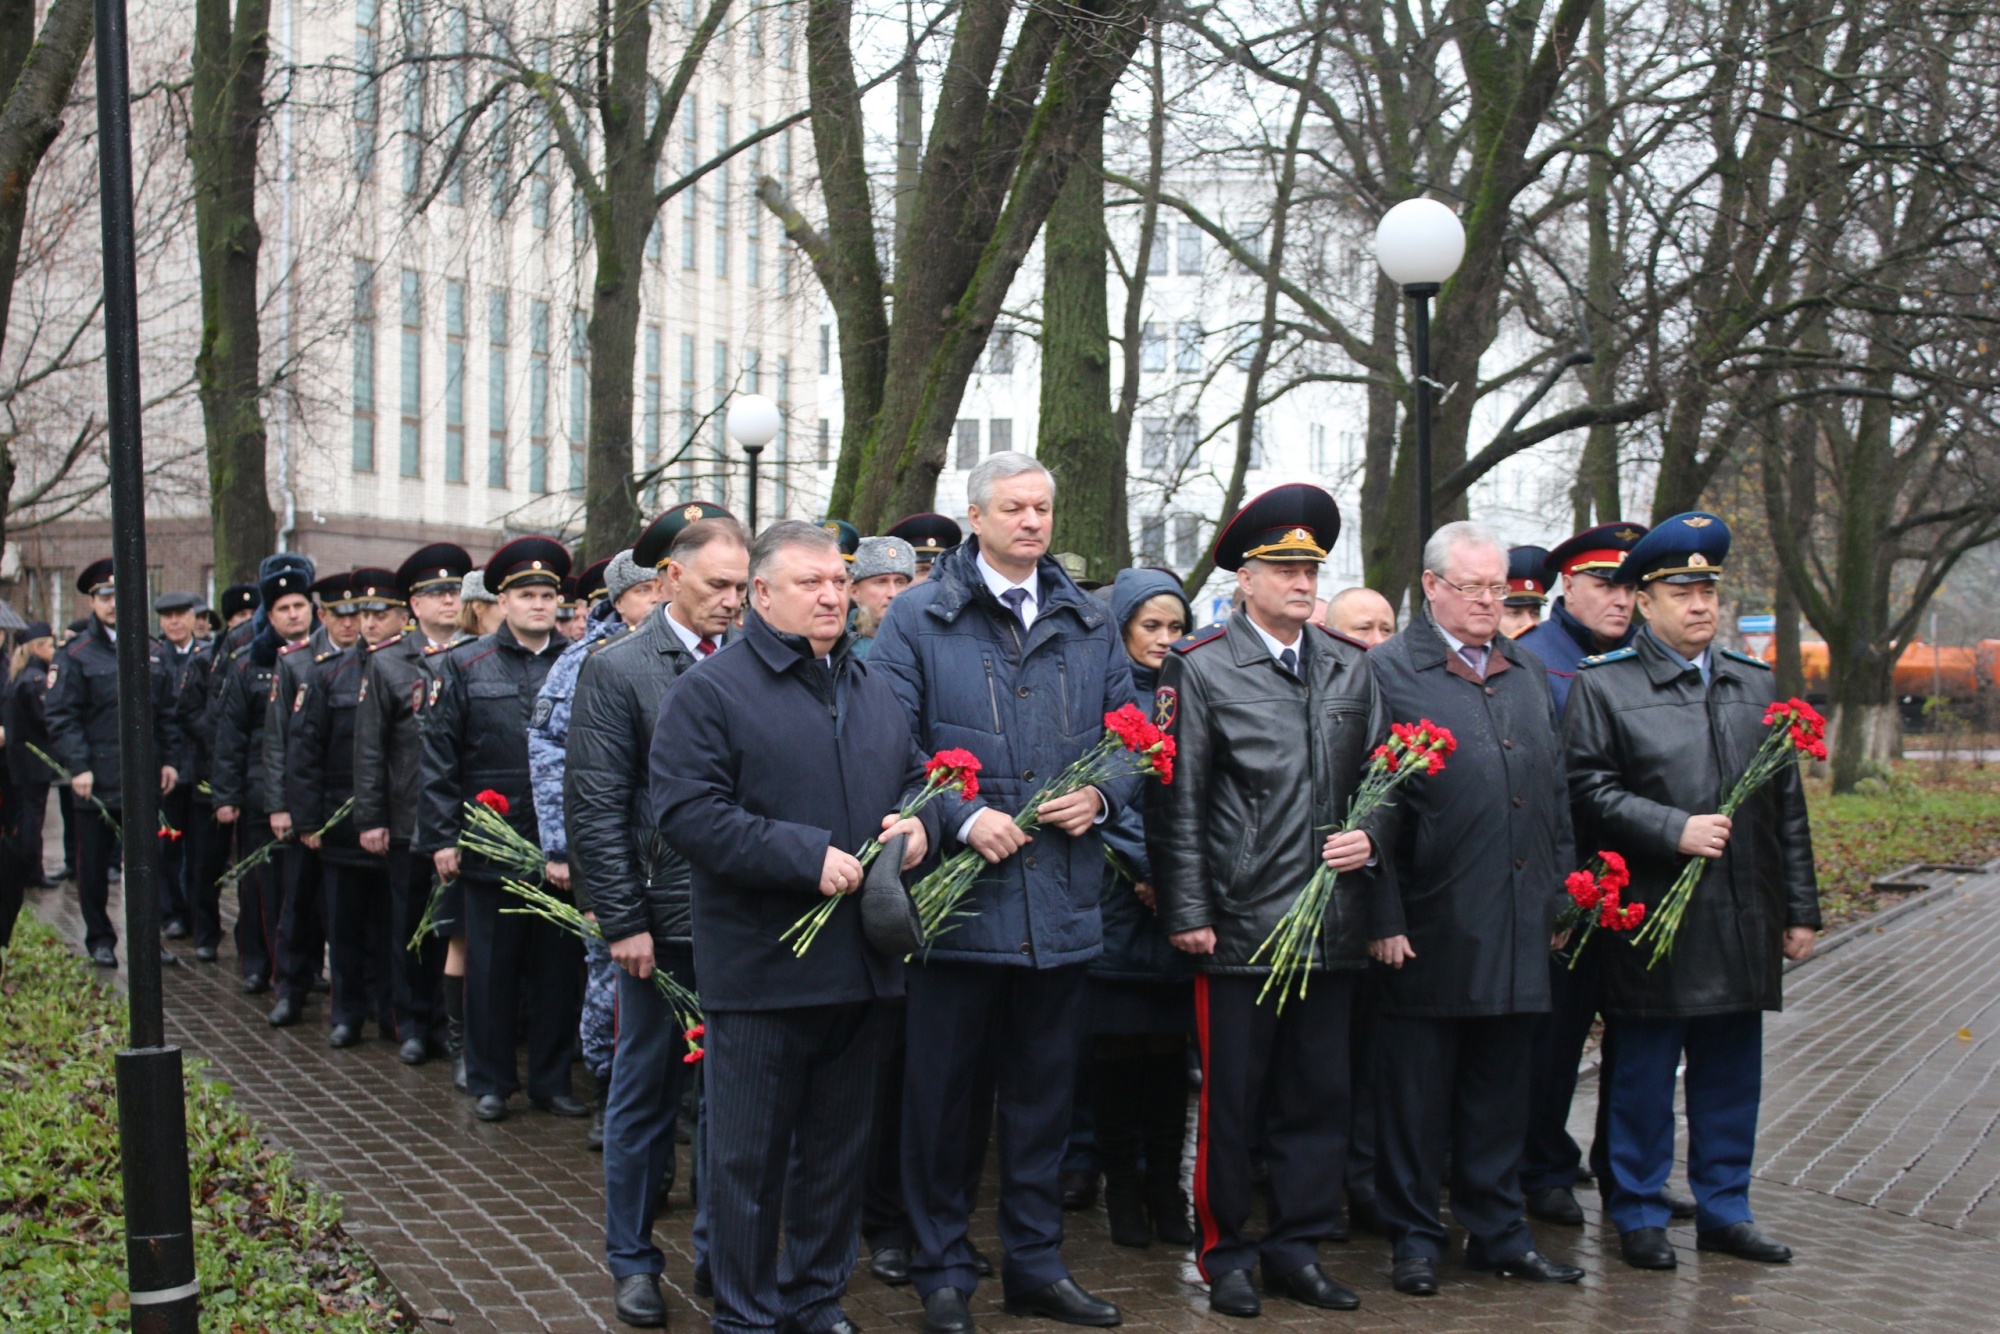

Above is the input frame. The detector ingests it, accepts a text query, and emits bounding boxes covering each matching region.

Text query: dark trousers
[387,847,446,1046]
[75,804,119,952]
[1092,1034,1189,1211]
[186,799,230,951]
[232,814,279,985]
[57,785,77,873]
[157,784,191,926]
[604,946,696,1279]
[461,876,583,1099]
[275,844,327,1004]
[862,996,911,1252]
[326,858,394,1031]
[1521,945,1611,1194]
[903,960,1087,1299]
[1376,1011,1539,1266]
[19,781,48,879]
[1347,975,1380,1206]
[1605,1011,1761,1233]
[1192,972,1353,1280]
[707,1000,880,1334]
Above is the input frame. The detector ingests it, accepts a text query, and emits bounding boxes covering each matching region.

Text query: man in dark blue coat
[868,452,1139,1334]
[652,520,935,1334]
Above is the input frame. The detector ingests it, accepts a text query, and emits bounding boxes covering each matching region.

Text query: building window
[987,328,1014,375]
[352,262,375,471]
[643,325,662,505]
[817,418,830,469]
[445,281,465,482]
[746,118,763,286]
[745,347,761,396]
[399,269,421,476]
[819,323,831,375]
[530,300,551,493]
[1140,322,1166,373]
[1249,415,1266,470]
[1173,514,1200,567]
[487,289,508,488]
[1175,321,1203,374]
[1139,514,1165,565]
[488,80,511,218]
[354,0,378,180]
[780,0,796,67]
[749,1,763,55]
[445,6,468,206]
[1140,416,1167,471]
[681,98,698,270]
[399,4,423,196]
[955,419,980,470]
[569,311,588,492]
[530,51,552,228]
[679,333,696,500]
[713,107,730,278]
[775,356,790,514]
[711,339,729,503]
[1178,222,1202,274]
[1147,229,1168,275]
[778,131,794,294]
[989,419,1012,455]
[1173,414,1199,471]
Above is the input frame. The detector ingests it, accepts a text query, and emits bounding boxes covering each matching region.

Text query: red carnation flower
[475,789,510,815]
[1371,744,1400,773]
[1597,850,1630,892]
[926,749,985,801]
[683,1048,704,1064]
[687,1023,705,1041]
[1566,871,1602,910]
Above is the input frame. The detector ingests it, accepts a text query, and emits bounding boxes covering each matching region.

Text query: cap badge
[823,521,839,534]
[1684,516,1713,528]
[1616,528,1640,541]
[531,560,544,570]
[1688,552,1709,567]
[1287,527,1311,543]
[684,505,704,522]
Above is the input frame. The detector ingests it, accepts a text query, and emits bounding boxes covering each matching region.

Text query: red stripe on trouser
[1191,972,1221,1282]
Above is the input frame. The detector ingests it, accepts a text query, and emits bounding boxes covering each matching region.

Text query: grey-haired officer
[850,536,916,659]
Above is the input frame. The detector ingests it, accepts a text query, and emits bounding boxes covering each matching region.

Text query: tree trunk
[583,238,645,556]
[1039,123,1124,583]
[1573,0,1620,528]
[191,0,275,582]
[1773,575,1804,701]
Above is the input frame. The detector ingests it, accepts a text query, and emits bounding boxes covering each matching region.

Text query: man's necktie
[999,587,1030,631]
[1459,643,1487,678]
[696,637,716,657]
[1279,647,1299,679]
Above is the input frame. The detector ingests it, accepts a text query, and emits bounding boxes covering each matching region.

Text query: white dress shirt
[977,552,1040,631]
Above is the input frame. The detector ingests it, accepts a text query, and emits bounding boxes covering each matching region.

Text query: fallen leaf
[1958,1028,1974,1041]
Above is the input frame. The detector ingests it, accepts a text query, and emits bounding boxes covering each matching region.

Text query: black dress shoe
[921,1286,974,1334]
[1060,1168,1099,1211]
[532,1093,591,1117]
[1003,1278,1121,1327]
[1697,1221,1792,1263]
[613,1272,666,1327]
[1390,1257,1438,1297]
[806,1320,860,1334]
[160,948,180,967]
[162,918,190,940]
[91,945,117,968]
[241,975,270,995]
[1265,1262,1360,1310]
[1526,1185,1585,1225]
[195,945,218,963]
[55,866,75,882]
[473,1094,509,1121]
[1620,1227,1677,1270]
[869,1245,911,1286]
[398,1037,428,1065]
[588,1105,607,1152]
[328,1023,361,1048]
[1489,1250,1583,1284]
[1663,1186,1698,1220]
[1207,1269,1260,1318]
[267,996,303,1028]
[970,1247,994,1278]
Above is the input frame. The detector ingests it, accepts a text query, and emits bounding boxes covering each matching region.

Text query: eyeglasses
[1434,576,1511,601]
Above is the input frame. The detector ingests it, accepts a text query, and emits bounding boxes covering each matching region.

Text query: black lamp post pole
[1406,280,1441,571]
[95,0,199,1323]
[743,444,764,533]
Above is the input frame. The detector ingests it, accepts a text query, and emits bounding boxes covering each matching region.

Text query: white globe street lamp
[1373,198,1466,561]
[727,393,782,531]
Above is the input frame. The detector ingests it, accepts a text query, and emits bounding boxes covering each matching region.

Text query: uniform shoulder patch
[1722,648,1771,670]
[422,642,453,657]
[1172,626,1228,654]
[1311,623,1370,652]
[1578,646,1638,669]
[279,640,309,656]
[315,649,339,662]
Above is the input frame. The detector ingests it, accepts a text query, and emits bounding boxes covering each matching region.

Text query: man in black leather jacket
[1564,513,1819,1271]
[569,513,745,1327]
[1149,486,1386,1318]
[353,543,471,1070]
[415,536,576,1123]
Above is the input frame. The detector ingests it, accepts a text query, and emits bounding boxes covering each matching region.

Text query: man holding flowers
[1147,485,1388,1317]
[1563,512,1821,1271]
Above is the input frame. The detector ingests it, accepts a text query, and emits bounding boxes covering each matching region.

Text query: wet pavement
[29,839,2000,1334]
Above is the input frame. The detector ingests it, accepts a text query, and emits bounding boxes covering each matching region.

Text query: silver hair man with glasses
[1362,521,1584,1298]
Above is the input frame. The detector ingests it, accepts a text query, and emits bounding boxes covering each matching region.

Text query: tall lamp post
[728,393,782,533]
[1373,198,1466,571]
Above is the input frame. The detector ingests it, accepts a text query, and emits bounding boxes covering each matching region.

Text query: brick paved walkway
[29,840,2000,1333]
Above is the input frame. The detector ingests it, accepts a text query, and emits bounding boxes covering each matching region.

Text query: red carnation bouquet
[782,749,984,956]
[1555,851,1645,969]
[1251,718,1456,1009]
[458,788,548,879]
[1632,696,1826,967]
[908,704,1175,943]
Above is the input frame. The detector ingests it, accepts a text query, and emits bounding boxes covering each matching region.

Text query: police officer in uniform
[884,513,964,583]
[289,568,405,1049]
[354,543,472,1068]
[1499,546,1551,640]
[1512,521,1692,1227]
[416,536,581,1122]
[5,621,58,889]
[42,559,188,967]
[1564,513,1820,1270]
[212,560,316,993]
[1151,486,1384,1316]
[154,591,205,938]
